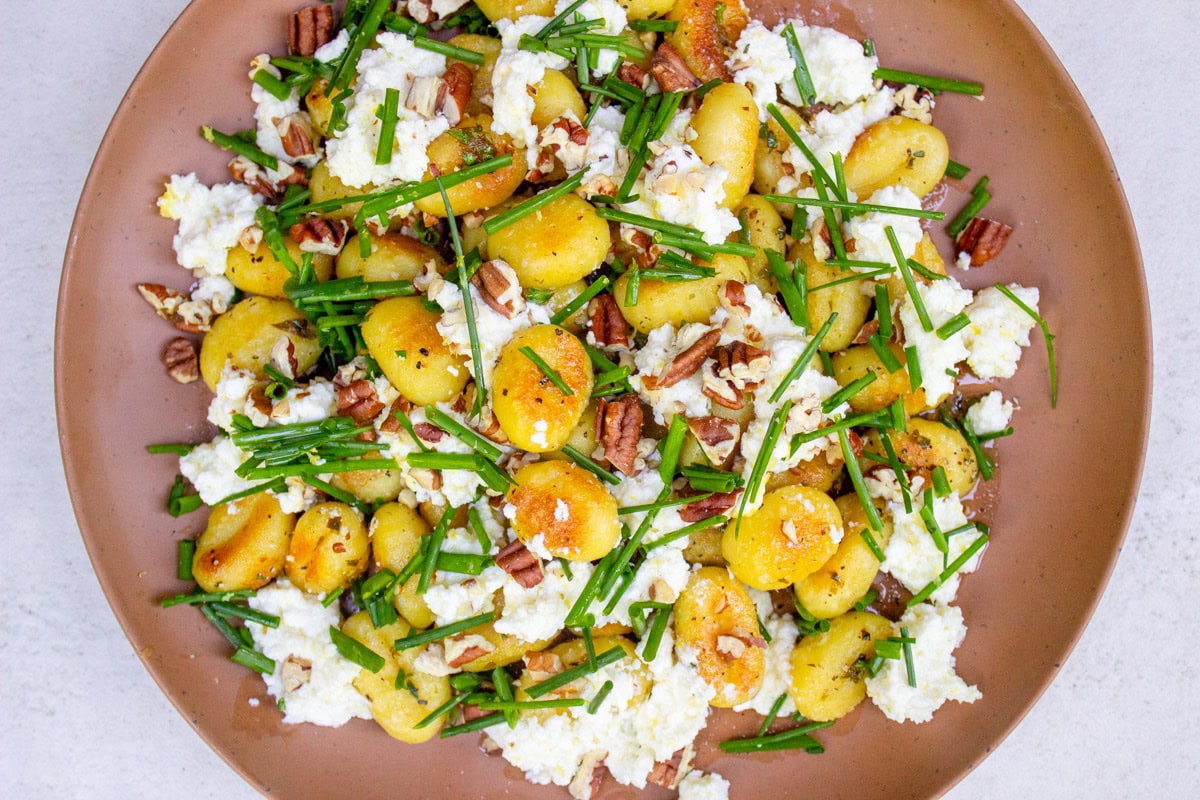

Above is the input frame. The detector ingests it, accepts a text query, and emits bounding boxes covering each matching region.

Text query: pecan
[441,62,473,126]
[892,84,936,125]
[412,422,445,443]
[701,375,744,410]
[163,337,199,384]
[595,395,642,476]
[471,259,525,319]
[624,228,659,269]
[588,293,628,347]
[275,113,318,159]
[378,396,412,434]
[722,280,749,313]
[712,341,770,390]
[248,385,274,421]
[228,155,306,201]
[716,634,748,659]
[656,329,721,388]
[281,655,313,692]
[651,42,702,92]
[686,416,740,467]
[852,318,881,345]
[407,0,434,24]
[138,283,184,321]
[239,225,264,253]
[405,75,449,121]
[287,5,335,57]
[495,539,545,588]
[289,218,349,255]
[679,490,739,522]
[617,61,649,90]
[270,336,298,380]
[410,468,442,491]
[444,634,496,668]
[336,380,385,425]
[568,751,608,800]
[524,650,564,682]
[955,217,1014,266]
[647,748,690,790]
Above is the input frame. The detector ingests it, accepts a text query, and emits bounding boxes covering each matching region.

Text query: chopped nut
[851,318,881,345]
[686,416,740,467]
[289,217,349,255]
[276,113,318,159]
[722,280,749,313]
[955,217,1014,266]
[336,380,385,425]
[163,337,199,384]
[471,259,525,319]
[617,61,649,90]
[238,225,264,253]
[679,490,739,522]
[138,283,185,321]
[407,0,434,24]
[568,751,608,800]
[712,341,770,391]
[892,84,936,125]
[648,577,677,604]
[228,154,306,202]
[409,468,442,492]
[588,292,629,347]
[701,365,744,410]
[412,643,458,676]
[524,650,565,682]
[495,539,545,588]
[651,42,702,92]
[281,655,313,692]
[405,75,450,121]
[647,746,692,789]
[287,5,335,57]
[656,329,722,388]
[270,336,298,380]
[378,396,412,434]
[445,634,496,668]
[440,62,473,126]
[412,422,445,443]
[595,395,643,476]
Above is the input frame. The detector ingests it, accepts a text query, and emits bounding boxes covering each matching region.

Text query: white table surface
[3,1,1196,796]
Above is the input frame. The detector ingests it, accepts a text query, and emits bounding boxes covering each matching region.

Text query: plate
[56,0,1150,797]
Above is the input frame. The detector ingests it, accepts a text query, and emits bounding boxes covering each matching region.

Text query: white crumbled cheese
[494,559,588,642]
[733,612,798,716]
[554,498,570,522]
[208,366,339,434]
[431,0,471,18]
[384,406,487,507]
[545,105,630,194]
[630,322,714,425]
[727,21,794,120]
[965,390,1013,436]
[274,381,339,425]
[158,174,262,278]
[179,435,260,505]
[324,33,450,188]
[423,564,509,624]
[246,580,371,726]
[955,251,973,271]
[313,29,349,62]
[207,365,261,431]
[883,492,984,604]
[625,144,739,245]
[962,284,1040,380]
[248,54,315,166]
[843,185,925,267]
[530,419,550,448]
[192,274,236,309]
[865,467,925,507]
[491,15,567,153]
[899,275,974,405]
[491,648,713,789]
[866,603,981,723]
[779,89,895,185]
[678,771,731,800]
[553,0,627,75]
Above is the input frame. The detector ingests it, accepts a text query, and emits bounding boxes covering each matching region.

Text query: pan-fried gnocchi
[152,0,1045,794]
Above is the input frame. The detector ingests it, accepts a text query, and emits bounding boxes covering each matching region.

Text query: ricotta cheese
[883,491,985,604]
[866,602,981,723]
[899,275,974,406]
[733,611,798,716]
[158,174,262,278]
[965,390,1014,436]
[678,771,731,800]
[630,322,715,425]
[962,284,1040,380]
[248,55,315,167]
[842,185,925,267]
[385,406,488,508]
[779,89,895,184]
[491,15,567,153]
[626,144,740,245]
[178,435,260,506]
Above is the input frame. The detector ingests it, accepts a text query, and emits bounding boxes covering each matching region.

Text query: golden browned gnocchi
[673,567,765,707]
[285,502,369,595]
[487,194,611,289]
[723,486,843,590]
[361,296,470,405]
[335,233,444,282]
[492,325,594,450]
[789,611,895,721]
[198,296,321,390]
[794,495,894,619]
[192,494,294,593]
[506,459,621,561]
[226,236,333,298]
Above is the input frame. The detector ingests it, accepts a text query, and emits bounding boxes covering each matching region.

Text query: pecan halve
[336,380,385,425]
[276,113,318,159]
[657,329,722,388]
[289,218,349,255]
[712,340,770,391]
[651,42,702,92]
[495,539,545,588]
[588,293,629,347]
[722,280,749,313]
[440,62,473,126]
[471,259,525,319]
[137,283,184,321]
[647,747,691,790]
[851,318,881,345]
[270,336,298,380]
[228,155,306,201]
[287,5,335,57]
[163,337,199,384]
[686,415,740,467]
[595,395,642,476]
[679,490,739,522]
[955,216,1014,266]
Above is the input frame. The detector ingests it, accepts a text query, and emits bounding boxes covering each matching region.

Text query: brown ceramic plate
[57,0,1150,797]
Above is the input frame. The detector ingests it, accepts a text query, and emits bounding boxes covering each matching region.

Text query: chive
[200,125,278,171]
[807,267,893,293]
[201,604,251,649]
[534,0,587,40]
[252,67,292,101]
[564,548,618,627]
[526,646,626,698]
[873,68,983,96]
[906,257,946,282]
[838,429,884,532]
[231,647,276,675]
[177,540,195,581]
[758,693,789,737]
[440,712,506,737]
[789,411,887,453]
[519,346,575,396]
[414,690,474,730]
[879,433,913,514]
[905,346,923,393]
[624,264,642,306]
[812,174,846,261]
[946,177,993,238]
[615,145,647,202]
[468,506,491,552]
[766,250,810,330]
[931,465,951,497]
[619,492,715,515]
[907,532,989,605]
[681,465,741,494]
[736,400,793,531]
[395,611,496,650]
[436,553,492,575]
[302,474,360,507]
[782,23,818,106]
[562,444,620,485]
[526,287,555,304]
[640,605,672,662]
[492,665,518,728]
[887,226,932,332]
[484,171,586,234]
[863,38,876,58]
[167,475,203,517]
[328,625,386,673]
[628,601,669,636]
[821,372,876,414]
[600,567,637,616]
[599,494,667,599]
[161,589,254,608]
[321,587,344,608]
[977,426,1014,442]
[413,36,484,65]
[940,408,994,481]
[587,679,614,713]
[326,0,390,100]
[630,18,677,32]
[449,672,485,693]
[209,602,280,629]
[594,365,631,388]
[286,276,414,304]
[719,720,833,753]
[550,276,611,325]
[240,460,398,480]
[859,527,886,562]
[477,698,587,712]
[874,639,903,661]
[148,443,193,456]
[995,284,1058,407]
[765,104,840,200]
[832,153,848,204]
[945,159,970,180]
[889,398,907,432]
[424,406,503,461]
[582,625,597,669]
[899,625,917,687]
[417,505,455,593]
[374,87,400,165]
[919,489,948,553]
[769,312,836,403]
[658,415,689,483]
[854,588,879,612]
[868,334,903,372]
[764,195,944,221]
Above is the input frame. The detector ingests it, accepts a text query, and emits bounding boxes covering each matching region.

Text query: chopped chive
[879,433,913,514]
[468,506,491,552]
[853,589,880,613]
[161,589,254,608]
[520,346,575,396]
[766,250,811,331]
[148,442,193,456]
[946,176,993,238]
[587,679,614,713]
[868,334,903,372]
[919,488,948,553]
[995,284,1058,407]
[807,267,893,293]
[931,465,951,497]
[329,625,385,673]
[561,444,620,485]
[477,698,587,712]
[643,515,728,551]
[395,611,496,650]
[439,712,505,737]
[252,68,292,101]
[945,160,970,180]
[564,547,618,627]
[900,625,917,687]
[758,693,789,737]
[886,225,932,332]
[231,646,276,675]
[414,689,475,730]
[889,398,907,432]
[681,465,742,494]
[770,312,836,403]
[321,586,344,608]
[735,400,794,534]
[374,87,400,165]
[863,38,876,57]
[436,552,493,575]
[838,429,884,532]
[859,527,886,562]
[821,372,876,414]
[417,504,455,594]
[526,287,555,304]
[940,408,994,481]
[766,104,840,200]
[658,415,689,483]
[782,23,818,106]
[302,474,361,507]
[789,410,887,453]
[550,276,611,326]
[424,406,503,461]
[492,665,518,728]
[534,0,587,40]
[873,67,983,96]
[764,195,944,220]
[905,345,923,393]
[413,36,484,65]
[167,474,203,517]
[640,604,673,662]
[630,18,677,32]
[599,494,667,599]
[977,427,1014,442]
[906,257,946,282]
[812,174,846,260]
[526,646,626,698]
[720,720,833,753]
[176,540,195,581]
[200,604,251,649]
[484,171,586,234]
[907,531,989,605]
[208,602,279,629]
[200,125,278,171]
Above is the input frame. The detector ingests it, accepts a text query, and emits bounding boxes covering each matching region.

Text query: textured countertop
[3,0,1196,796]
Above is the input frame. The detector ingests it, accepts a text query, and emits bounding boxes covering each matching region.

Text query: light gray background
[3,0,1195,796]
